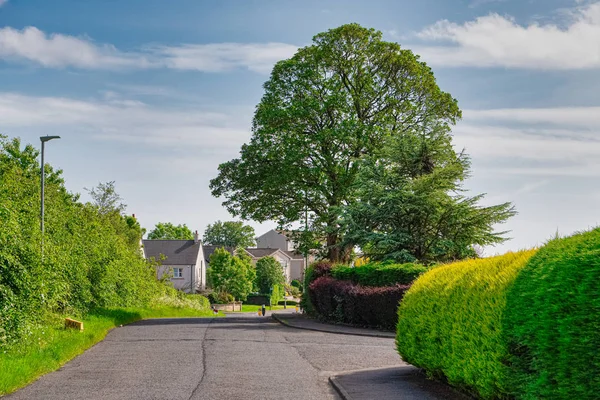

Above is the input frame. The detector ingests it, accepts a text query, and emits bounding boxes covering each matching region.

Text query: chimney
[194,230,199,243]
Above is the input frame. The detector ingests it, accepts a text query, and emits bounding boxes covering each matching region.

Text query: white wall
[289,259,304,281]
[156,264,200,293]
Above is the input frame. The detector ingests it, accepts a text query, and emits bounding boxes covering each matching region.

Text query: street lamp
[40,135,60,259]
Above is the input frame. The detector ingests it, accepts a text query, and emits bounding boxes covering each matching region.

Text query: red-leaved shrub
[309,276,410,330]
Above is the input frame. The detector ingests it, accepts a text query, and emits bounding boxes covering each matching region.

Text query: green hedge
[332,262,428,286]
[396,251,536,398]
[504,229,600,399]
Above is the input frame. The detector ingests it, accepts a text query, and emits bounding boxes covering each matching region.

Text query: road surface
[8,313,402,400]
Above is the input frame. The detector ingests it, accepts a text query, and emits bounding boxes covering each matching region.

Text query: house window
[173,268,183,278]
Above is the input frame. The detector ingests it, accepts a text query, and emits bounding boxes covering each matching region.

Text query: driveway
[7,313,403,400]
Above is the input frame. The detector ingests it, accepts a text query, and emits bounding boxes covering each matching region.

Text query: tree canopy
[210,23,462,262]
[85,181,126,215]
[207,248,255,301]
[342,124,516,263]
[203,220,256,248]
[254,256,286,294]
[147,222,194,240]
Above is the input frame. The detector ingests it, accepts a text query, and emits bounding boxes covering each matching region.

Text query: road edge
[328,376,353,400]
[271,313,395,338]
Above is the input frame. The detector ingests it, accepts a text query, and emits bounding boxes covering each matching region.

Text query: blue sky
[1,0,599,254]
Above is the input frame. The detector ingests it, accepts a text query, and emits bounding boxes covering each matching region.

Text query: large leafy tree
[207,248,255,301]
[210,24,461,262]
[147,222,194,240]
[342,123,516,263]
[203,220,256,248]
[254,256,285,294]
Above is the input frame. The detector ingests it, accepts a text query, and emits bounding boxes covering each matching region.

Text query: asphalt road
[8,313,403,400]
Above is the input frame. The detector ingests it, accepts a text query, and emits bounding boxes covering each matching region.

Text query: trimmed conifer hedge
[396,250,536,398]
[504,229,600,399]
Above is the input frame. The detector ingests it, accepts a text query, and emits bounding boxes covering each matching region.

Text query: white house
[142,232,206,293]
[244,248,304,283]
[254,229,314,281]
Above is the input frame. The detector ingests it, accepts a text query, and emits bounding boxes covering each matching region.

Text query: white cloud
[0,0,8,7]
[453,106,600,176]
[0,92,252,149]
[414,2,600,69]
[0,26,298,73]
[150,42,298,73]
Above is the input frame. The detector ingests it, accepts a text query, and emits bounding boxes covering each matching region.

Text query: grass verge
[239,304,297,313]
[0,304,217,396]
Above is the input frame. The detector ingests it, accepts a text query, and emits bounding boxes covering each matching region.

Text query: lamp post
[40,135,60,260]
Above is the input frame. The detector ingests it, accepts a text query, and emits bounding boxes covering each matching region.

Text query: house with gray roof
[142,232,206,293]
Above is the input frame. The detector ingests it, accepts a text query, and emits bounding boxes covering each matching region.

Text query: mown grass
[240,304,297,313]
[0,303,218,396]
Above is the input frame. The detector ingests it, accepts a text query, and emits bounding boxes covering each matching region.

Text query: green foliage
[343,126,515,264]
[396,251,536,399]
[290,279,303,292]
[504,229,600,399]
[147,222,194,240]
[84,181,126,215]
[270,284,284,306]
[210,23,461,262]
[203,220,256,248]
[207,248,254,301]
[332,262,428,286]
[0,136,186,349]
[254,256,286,294]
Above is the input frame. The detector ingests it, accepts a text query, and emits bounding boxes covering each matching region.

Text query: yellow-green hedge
[396,250,536,399]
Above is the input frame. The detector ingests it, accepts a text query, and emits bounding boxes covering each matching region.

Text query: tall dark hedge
[504,229,600,399]
[309,276,409,330]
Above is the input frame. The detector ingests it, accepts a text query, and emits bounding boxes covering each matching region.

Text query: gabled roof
[143,240,202,265]
[245,248,280,258]
[245,248,296,261]
[284,250,305,260]
[202,245,234,264]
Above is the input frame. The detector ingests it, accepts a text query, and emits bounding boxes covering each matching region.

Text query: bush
[309,276,410,330]
[300,260,332,314]
[277,300,298,306]
[245,294,270,306]
[396,251,536,398]
[290,279,303,292]
[332,262,428,286]
[270,284,284,306]
[504,229,600,399]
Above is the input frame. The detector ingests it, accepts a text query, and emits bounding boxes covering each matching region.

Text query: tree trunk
[327,232,341,263]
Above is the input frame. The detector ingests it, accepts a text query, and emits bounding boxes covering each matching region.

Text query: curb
[271,313,395,339]
[329,376,352,400]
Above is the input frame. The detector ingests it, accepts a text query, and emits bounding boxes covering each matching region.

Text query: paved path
[8,314,403,400]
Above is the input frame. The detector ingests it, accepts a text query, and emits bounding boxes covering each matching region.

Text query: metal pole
[39,135,60,261]
[40,140,45,260]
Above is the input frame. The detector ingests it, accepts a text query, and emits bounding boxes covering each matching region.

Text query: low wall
[211,302,242,312]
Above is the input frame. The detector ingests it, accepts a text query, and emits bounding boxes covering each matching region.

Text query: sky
[1,0,599,255]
